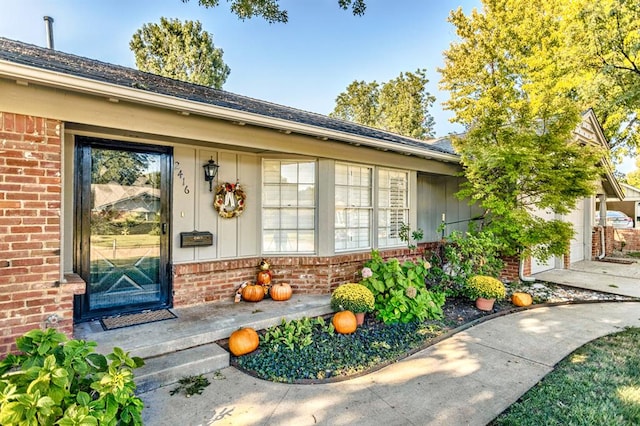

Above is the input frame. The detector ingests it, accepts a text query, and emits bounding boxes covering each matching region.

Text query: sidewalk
[139,301,640,425]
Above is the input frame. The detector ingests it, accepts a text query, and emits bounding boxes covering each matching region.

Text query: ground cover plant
[233,316,444,383]
[492,327,640,425]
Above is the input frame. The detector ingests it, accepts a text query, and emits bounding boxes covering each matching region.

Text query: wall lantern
[203,157,219,192]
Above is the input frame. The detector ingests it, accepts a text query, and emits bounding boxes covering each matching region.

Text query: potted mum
[465,275,506,311]
[330,283,375,325]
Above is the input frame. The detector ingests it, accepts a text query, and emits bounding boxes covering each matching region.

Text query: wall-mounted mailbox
[180,231,214,248]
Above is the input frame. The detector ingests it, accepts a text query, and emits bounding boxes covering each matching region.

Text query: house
[0,37,475,351]
[0,37,622,351]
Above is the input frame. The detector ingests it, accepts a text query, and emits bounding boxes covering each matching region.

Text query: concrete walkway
[138,260,640,425]
[139,300,640,425]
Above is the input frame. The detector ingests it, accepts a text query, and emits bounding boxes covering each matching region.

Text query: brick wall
[500,256,529,282]
[0,112,82,353]
[614,228,640,253]
[172,245,435,307]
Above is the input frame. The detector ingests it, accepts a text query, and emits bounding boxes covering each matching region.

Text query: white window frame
[262,159,316,254]
[335,162,373,252]
[377,168,409,248]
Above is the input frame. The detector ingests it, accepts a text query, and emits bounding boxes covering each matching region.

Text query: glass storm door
[75,137,171,320]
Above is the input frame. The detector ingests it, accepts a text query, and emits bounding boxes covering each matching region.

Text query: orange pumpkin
[242,284,265,302]
[332,311,357,334]
[512,292,533,307]
[270,282,292,301]
[256,270,272,286]
[228,328,259,356]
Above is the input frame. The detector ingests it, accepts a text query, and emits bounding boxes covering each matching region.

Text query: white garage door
[531,208,556,274]
[567,200,586,264]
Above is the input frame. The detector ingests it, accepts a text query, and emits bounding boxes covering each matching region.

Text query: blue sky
[0,0,480,136]
[1,0,635,172]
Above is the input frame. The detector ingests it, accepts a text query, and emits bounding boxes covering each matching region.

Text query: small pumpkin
[512,292,533,307]
[270,282,292,301]
[242,283,265,302]
[228,327,259,356]
[332,310,357,334]
[256,270,272,286]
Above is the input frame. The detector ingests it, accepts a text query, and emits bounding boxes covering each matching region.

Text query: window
[262,160,316,253]
[378,169,409,247]
[335,163,372,251]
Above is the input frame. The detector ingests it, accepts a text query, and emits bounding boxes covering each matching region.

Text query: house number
[174,161,190,194]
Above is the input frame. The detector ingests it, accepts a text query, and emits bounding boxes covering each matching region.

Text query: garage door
[567,200,585,264]
[531,208,556,274]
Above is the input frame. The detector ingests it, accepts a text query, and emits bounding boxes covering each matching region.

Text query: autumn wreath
[214,182,246,218]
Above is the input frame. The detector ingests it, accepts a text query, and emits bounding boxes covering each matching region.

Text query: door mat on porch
[596,257,635,265]
[100,309,177,331]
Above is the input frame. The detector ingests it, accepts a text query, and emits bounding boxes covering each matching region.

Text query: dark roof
[0,37,456,156]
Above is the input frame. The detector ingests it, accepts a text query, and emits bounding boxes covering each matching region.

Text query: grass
[491,327,640,425]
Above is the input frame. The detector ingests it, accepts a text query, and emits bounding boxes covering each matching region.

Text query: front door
[74,137,172,320]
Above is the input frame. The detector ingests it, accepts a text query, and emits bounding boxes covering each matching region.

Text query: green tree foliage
[439,0,602,260]
[627,157,640,187]
[568,0,640,157]
[91,150,149,185]
[182,0,367,23]
[331,69,436,139]
[130,17,230,89]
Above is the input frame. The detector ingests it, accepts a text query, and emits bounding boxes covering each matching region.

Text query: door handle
[162,223,168,234]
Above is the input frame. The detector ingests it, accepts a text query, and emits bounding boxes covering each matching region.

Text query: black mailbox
[180,231,214,248]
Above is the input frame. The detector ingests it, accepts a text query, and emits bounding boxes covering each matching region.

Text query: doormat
[100,309,177,331]
[596,257,635,265]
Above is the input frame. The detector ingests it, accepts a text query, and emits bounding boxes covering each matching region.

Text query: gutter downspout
[519,257,535,283]
[598,194,607,259]
[598,226,606,260]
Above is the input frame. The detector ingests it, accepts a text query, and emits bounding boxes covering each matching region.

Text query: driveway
[533,259,640,298]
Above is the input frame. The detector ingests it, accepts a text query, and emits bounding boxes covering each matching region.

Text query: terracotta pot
[475,297,495,311]
[355,312,365,326]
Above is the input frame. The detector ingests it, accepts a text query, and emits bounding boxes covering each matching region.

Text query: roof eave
[0,60,460,164]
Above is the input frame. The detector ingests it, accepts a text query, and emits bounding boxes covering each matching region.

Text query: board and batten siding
[172,147,260,262]
[417,174,483,242]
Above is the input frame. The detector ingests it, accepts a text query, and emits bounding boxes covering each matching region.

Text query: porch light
[203,157,219,192]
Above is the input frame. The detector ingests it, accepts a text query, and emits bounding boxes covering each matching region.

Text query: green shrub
[360,250,445,324]
[465,275,506,300]
[261,317,334,352]
[425,229,504,297]
[330,283,375,313]
[0,328,144,426]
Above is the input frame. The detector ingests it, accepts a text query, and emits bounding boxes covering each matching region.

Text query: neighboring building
[600,183,640,228]
[0,37,622,350]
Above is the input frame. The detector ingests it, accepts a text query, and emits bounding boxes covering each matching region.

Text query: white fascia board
[0,60,460,164]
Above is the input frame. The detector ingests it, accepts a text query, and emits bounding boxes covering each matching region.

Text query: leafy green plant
[465,276,506,300]
[170,375,210,397]
[399,222,424,250]
[360,250,445,324]
[0,328,144,426]
[261,317,334,352]
[235,318,445,383]
[330,283,375,313]
[425,229,504,297]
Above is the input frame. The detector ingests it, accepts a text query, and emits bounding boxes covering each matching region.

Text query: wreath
[214,182,246,218]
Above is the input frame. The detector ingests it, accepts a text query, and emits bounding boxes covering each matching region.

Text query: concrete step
[135,342,229,394]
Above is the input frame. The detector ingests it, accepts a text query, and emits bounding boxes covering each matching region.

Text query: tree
[439,0,602,261]
[182,0,367,23]
[130,18,230,89]
[566,0,640,158]
[330,69,436,139]
[627,157,640,187]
